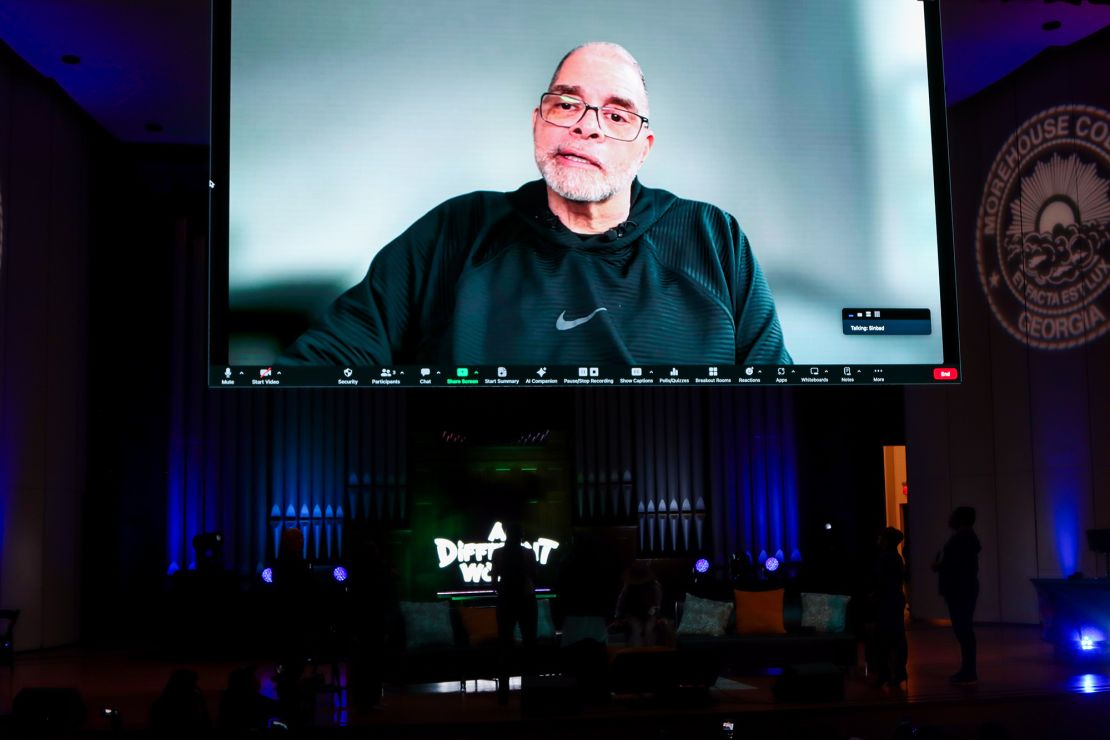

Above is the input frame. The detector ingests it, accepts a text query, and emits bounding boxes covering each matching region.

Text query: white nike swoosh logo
[555,307,607,331]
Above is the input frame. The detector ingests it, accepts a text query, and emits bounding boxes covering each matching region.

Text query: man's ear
[639,130,655,166]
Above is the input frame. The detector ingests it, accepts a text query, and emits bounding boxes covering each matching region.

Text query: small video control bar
[212,363,961,388]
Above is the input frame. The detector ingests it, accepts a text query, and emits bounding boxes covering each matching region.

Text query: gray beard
[535,151,637,203]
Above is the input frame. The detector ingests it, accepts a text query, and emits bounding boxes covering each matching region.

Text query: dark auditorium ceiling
[0,0,1109,146]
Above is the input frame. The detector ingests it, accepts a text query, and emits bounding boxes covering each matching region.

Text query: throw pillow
[733,589,786,634]
[399,600,455,649]
[676,593,733,636]
[561,615,609,646]
[801,593,852,633]
[458,606,499,645]
[537,599,556,638]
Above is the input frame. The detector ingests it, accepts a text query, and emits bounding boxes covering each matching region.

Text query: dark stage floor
[2,623,1109,738]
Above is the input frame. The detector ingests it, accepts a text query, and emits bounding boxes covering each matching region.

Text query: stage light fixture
[333,566,348,582]
[1072,626,1106,656]
[261,567,273,584]
[695,558,710,574]
[764,556,780,572]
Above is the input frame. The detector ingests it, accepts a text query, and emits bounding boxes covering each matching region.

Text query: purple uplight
[261,567,273,584]
[333,566,348,582]
[695,558,710,574]
[764,556,780,572]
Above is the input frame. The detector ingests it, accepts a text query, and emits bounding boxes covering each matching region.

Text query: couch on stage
[672,588,857,673]
[382,598,562,687]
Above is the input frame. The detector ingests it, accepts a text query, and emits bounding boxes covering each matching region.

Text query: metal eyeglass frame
[538,92,649,142]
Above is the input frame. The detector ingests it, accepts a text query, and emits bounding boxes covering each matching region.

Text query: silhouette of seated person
[217,664,279,732]
[612,562,671,647]
[490,522,538,705]
[149,668,212,736]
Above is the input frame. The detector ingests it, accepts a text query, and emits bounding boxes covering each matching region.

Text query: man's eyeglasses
[538,93,648,142]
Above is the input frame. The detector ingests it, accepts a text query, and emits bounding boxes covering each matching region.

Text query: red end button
[933,367,959,381]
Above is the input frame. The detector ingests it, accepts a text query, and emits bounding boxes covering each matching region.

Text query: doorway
[882,445,910,611]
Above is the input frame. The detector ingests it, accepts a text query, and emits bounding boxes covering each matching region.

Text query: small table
[1030,578,1110,651]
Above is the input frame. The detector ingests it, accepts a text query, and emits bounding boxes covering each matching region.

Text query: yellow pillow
[734,589,786,634]
[458,606,499,645]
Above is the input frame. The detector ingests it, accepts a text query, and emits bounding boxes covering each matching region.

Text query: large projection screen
[211,0,958,388]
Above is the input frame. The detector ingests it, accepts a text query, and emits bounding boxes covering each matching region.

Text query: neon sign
[434,521,560,584]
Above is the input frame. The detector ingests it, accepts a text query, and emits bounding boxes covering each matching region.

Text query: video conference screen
[209,0,960,388]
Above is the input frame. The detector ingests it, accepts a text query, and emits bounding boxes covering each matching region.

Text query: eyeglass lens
[540,94,642,141]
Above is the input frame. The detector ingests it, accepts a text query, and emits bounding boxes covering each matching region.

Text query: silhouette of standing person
[933,506,981,684]
[271,527,317,727]
[490,522,538,705]
[347,534,395,709]
[868,526,908,690]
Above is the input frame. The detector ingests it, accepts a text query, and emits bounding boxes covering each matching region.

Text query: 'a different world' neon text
[434,522,560,583]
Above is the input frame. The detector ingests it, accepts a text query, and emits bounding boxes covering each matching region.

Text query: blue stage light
[1073,626,1106,653]
[695,558,710,574]
[765,556,780,572]
[261,567,273,584]
[1062,627,1109,662]
[333,566,348,582]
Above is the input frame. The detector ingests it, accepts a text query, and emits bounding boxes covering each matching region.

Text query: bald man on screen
[282,43,790,367]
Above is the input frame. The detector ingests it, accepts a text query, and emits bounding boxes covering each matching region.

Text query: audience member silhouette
[866,526,908,690]
[933,506,981,685]
[490,521,538,705]
[217,664,278,732]
[148,668,211,736]
[614,561,667,646]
